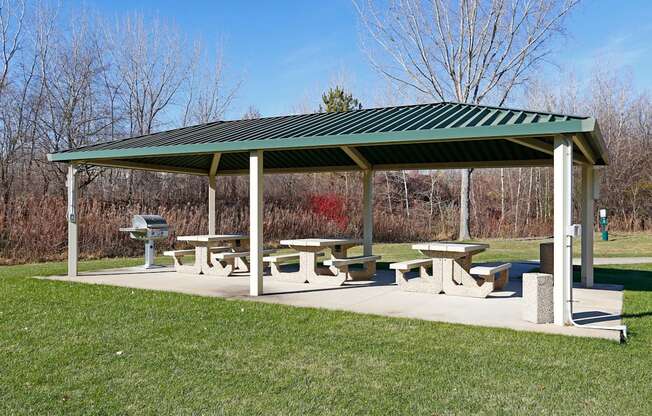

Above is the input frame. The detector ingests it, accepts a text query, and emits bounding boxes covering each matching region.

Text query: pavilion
[48,101,608,327]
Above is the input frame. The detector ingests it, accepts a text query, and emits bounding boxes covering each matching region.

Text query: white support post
[249,150,264,296]
[362,170,374,256]
[553,136,573,325]
[581,165,595,288]
[208,153,220,235]
[66,164,79,277]
[208,175,216,234]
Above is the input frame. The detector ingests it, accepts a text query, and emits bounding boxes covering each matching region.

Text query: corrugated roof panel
[49,101,607,168]
[56,101,590,154]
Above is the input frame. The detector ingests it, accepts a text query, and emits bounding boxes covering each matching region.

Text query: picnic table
[275,238,380,285]
[170,234,249,276]
[410,242,502,297]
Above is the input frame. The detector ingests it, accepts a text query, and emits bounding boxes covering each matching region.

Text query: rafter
[209,153,221,176]
[340,146,371,170]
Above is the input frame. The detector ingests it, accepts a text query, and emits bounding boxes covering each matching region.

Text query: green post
[599,209,608,241]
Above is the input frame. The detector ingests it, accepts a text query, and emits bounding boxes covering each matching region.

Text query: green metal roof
[47,102,608,174]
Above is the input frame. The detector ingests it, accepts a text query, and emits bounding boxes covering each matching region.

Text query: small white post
[581,165,594,288]
[249,150,264,296]
[553,136,573,325]
[362,170,374,256]
[208,175,216,235]
[67,164,79,277]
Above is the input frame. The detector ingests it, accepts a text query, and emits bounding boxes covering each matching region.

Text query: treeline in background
[0,1,650,264]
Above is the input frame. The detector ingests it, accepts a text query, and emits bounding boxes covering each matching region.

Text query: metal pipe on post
[362,170,374,256]
[67,164,79,278]
[249,150,264,296]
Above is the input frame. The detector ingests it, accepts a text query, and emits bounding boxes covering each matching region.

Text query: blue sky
[83,0,652,119]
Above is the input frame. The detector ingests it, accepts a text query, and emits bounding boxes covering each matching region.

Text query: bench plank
[390,258,432,270]
[216,249,275,260]
[469,263,511,276]
[469,263,511,291]
[264,252,323,263]
[324,255,381,267]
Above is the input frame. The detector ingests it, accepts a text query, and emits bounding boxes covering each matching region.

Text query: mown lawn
[354,231,652,263]
[1,250,651,414]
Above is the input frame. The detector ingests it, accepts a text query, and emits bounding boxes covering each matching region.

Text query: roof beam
[373,159,552,171]
[507,137,589,165]
[209,153,221,176]
[340,146,371,170]
[506,137,554,156]
[86,160,208,176]
[572,134,596,165]
[214,159,553,176]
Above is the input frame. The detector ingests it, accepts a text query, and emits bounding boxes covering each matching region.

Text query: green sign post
[599,209,608,241]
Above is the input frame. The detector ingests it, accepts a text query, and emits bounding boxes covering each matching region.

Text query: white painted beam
[362,170,374,256]
[341,146,371,170]
[67,164,79,277]
[581,165,595,288]
[506,137,554,156]
[209,153,221,176]
[507,138,590,165]
[573,134,596,165]
[88,160,208,176]
[553,136,573,325]
[249,150,264,296]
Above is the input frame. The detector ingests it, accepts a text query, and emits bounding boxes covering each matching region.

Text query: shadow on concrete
[572,310,622,325]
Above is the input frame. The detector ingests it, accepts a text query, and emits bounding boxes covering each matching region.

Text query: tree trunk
[402,171,410,217]
[384,172,392,214]
[458,169,471,240]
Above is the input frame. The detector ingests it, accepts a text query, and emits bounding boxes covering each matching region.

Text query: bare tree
[106,14,190,136]
[242,105,261,120]
[182,43,239,125]
[355,0,580,239]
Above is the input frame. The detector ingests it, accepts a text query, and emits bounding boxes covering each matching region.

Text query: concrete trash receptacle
[523,273,554,324]
[539,242,553,274]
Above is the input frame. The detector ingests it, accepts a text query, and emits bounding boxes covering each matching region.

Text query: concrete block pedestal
[523,273,554,324]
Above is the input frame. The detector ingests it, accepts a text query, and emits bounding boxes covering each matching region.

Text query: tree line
[0,0,650,263]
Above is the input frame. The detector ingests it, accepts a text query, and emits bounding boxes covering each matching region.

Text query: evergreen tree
[320,86,362,112]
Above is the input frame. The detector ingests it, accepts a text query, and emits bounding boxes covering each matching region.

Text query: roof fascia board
[48,119,591,162]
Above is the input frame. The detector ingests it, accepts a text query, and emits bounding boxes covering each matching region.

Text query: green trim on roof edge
[48,118,603,163]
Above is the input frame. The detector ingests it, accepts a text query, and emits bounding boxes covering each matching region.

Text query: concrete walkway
[527,257,652,265]
[573,257,652,265]
[39,262,625,342]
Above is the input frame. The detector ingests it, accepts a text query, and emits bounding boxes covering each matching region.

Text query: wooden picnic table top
[412,241,489,254]
[280,238,362,248]
[177,234,249,243]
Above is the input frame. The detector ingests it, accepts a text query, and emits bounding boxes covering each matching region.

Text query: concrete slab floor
[38,262,624,342]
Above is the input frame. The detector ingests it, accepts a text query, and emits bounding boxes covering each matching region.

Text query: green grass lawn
[2,246,652,414]
[350,231,652,263]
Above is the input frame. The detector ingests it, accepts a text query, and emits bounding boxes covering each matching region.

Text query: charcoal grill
[119,215,169,269]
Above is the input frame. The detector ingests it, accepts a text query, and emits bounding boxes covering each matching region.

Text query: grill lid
[132,214,168,230]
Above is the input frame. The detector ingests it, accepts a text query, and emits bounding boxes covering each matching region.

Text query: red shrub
[309,193,348,231]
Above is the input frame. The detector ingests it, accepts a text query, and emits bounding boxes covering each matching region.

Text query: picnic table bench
[389,242,511,298]
[168,234,250,276]
[274,238,380,285]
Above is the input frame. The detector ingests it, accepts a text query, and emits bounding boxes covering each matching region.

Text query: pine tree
[319,86,362,112]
